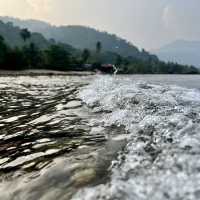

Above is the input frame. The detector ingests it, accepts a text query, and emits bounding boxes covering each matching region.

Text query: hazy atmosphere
[1,1,200,200]
[0,0,200,49]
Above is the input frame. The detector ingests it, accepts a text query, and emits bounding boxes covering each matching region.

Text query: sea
[0,74,200,200]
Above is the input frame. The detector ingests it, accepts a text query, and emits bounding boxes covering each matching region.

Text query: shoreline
[0,70,96,76]
[0,70,199,77]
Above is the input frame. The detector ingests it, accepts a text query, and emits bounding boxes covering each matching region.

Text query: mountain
[153,40,200,68]
[0,20,50,49]
[0,19,76,53]
[0,16,157,61]
[0,18,198,74]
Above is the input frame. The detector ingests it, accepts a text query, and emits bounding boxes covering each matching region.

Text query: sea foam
[75,75,200,200]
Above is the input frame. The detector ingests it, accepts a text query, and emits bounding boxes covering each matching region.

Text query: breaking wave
[75,75,200,200]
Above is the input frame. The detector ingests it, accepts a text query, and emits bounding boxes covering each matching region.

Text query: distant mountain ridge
[0,17,198,74]
[0,20,50,49]
[0,19,77,54]
[0,16,157,61]
[153,40,200,68]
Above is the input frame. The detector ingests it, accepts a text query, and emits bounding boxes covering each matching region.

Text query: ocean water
[0,75,200,200]
[74,75,200,200]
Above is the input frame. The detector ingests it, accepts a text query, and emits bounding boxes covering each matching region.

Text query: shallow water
[0,75,200,200]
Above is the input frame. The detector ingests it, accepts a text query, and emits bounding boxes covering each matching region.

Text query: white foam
[75,76,200,200]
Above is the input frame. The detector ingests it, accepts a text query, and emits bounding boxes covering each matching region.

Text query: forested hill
[0,20,49,49]
[0,17,198,74]
[0,16,157,61]
[0,20,76,53]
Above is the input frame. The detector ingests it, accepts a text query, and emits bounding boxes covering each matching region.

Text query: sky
[0,0,199,50]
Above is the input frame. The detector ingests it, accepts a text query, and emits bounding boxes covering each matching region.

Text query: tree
[81,48,90,63]
[96,41,102,54]
[115,55,122,66]
[45,45,71,70]
[23,43,41,68]
[0,35,8,68]
[5,47,26,70]
[20,29,31,42]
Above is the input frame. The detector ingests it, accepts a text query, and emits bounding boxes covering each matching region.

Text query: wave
[75,75,200,200]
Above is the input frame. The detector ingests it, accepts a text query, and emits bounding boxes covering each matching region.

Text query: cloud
[0,0,32,16]
[162,5,171,28]
[162,0,200,35]
[26,0,53,13]
[1,0,200,49]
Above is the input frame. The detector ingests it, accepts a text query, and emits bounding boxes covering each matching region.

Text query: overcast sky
[0,0,199,50]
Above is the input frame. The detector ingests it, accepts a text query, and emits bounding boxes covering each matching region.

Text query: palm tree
[81,48,90,63]
[96,41,102,54]
[115,55,122,66]
[0,35,8,68]
[20,29,31,43]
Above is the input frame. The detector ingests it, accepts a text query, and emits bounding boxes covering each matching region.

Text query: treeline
[0,30,76,71]
[0,30,104,71]
[0,17,158,59]
[116,56,199,74]
[0,28,199,74]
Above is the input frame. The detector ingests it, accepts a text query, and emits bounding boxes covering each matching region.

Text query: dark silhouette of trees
[96,41,102,54]
[94,41,103,68]
[5,47,26,70]
[81,48,90,64]
[44,45,71,70]
[23,43,41,68]
[20,29,31,42]
[115,55,122,66]
[0,35,8,68]
[0,31,199,74]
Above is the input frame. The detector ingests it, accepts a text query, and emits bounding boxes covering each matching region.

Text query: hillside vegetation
[0,16,156,60]
[0,20,76,53]
[0,18,198,74]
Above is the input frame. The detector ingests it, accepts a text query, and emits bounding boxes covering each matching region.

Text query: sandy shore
[0,69,95,76]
